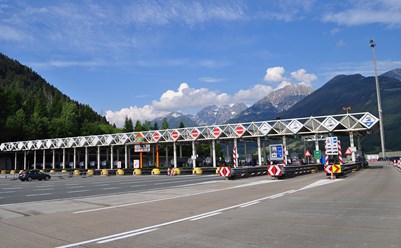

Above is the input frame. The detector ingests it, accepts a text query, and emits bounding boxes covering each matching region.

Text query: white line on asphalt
[130,184,146,187]
[59,179,344,248]
[67,190,90,194]
[97,228,159,244]
[34,188,54,191]
[0,191,16,194]
[239,201,260,208]
[102,187,120,190]
[26,193,51,197]
[66,186,84,189]
[190,212,222,221]
[3,187,22,190]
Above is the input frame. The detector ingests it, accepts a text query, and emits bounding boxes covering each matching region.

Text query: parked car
[19,170,51,181]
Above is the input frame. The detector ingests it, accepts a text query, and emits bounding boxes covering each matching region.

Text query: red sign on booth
[219,167,231,177]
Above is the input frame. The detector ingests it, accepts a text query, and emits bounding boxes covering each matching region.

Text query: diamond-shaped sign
[360,113,378,128]
[287,119,303,133]
[322,117,339,131]
[260,122,272,135]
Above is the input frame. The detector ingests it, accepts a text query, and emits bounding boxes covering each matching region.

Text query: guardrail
[266,164,319,179]
[324,162,363,178]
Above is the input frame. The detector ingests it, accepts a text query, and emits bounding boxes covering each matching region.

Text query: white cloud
[264,66,286,82]
[234,84,274,101]
[198,77,225,83]
[322,1,401,27]
[290,69,318,87]
[105,105,167,128]
[0,24,30,41]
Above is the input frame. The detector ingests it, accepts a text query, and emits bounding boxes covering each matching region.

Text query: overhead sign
[212,126,221,138]
[322,117,339,131]
[360,113,378,128]
[135,132,145,142]
[153,131,161,142]
[171,130,180,141]
[287,119,303,133]
[191,128,200,139]
[259,122,272,135]
[235,124,245,136]
[219,166,231,177]
[269,144,283,161]
[268,165,283,176]
[314,150,321,159]
[304,150,312,157]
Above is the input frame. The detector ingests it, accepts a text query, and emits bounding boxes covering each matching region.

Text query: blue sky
[1,0,401,127]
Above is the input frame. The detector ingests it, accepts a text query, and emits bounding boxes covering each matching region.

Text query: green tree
[152,122,159,130]
[142,120,151,131]
[134,120,143,131]
[123,116,134,132]
[162,118,169,129]
[5,108,26,140]
[179,121,185,128]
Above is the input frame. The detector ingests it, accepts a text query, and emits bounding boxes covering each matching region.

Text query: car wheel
[44,176,50,181]
[27,177,32,181]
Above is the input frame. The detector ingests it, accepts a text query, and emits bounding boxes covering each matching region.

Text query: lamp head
[369,39,376,48]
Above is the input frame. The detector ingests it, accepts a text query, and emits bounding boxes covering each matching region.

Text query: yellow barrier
[87,169,94,175]
[116,169,124,175]
[101,169,109,176]
[151,168,161,175]
[61,169,68,173]
[173,168,181,175]
[40,169,45,173]
[1,170,6,175]
[50,169,56,173]
[10,170,16,175]
[192,167,203,175]
[134,169,142,175]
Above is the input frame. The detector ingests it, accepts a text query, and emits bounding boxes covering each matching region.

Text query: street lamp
[369,39,386,158]
[342,106,351,114]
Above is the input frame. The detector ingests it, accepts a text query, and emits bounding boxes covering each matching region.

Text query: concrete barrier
[192,167,203,175]
[87,169,94,176]
[116,169,124,175]
[101,169,109,176]
[134,169,142,175]
[151,168,161,175]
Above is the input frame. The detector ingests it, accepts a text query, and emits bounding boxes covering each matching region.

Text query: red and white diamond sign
[171,130,180,141]
[153,131,161,142]
[219,166,231,177]
[268,165,282,176]
[235,124,245,137]
[212,126,221,138]
[324,165,332,174]
[191,128,200,139]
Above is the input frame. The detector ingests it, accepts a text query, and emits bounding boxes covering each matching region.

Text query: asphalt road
[1,165,400,248]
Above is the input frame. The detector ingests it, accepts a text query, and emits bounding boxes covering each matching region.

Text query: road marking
[59,178,344,248]
[26,193,51,197]
[1,191,16,194]
[67,190,89,194]
[129,184,146,187]
[97,228,158,244]
[102,187,120,190]
[34,188,54,191]
[66,186,84,189]
[3,187,22,190]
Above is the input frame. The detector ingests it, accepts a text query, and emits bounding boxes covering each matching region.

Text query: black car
[19,170,51,181]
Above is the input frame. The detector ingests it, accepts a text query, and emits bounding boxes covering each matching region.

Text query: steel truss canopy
[0,112,379,152]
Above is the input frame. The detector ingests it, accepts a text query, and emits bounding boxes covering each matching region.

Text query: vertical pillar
[110,146,114,169]
[128,147,131,168]
[315,138,320,164]
[173,142,177,168]
[97,146,100,170]
[165,145,169,167]
[233,138,238,168]
[226,143,230,163]
[257,137,262,166]
[34,150,37,169]
[192,141,196,169]
[282,136,287,166]
[349,131,356,162]
[62,148,66,170]
[244,141,247,161]
[52,150,56,169]
[73,147,77,169]
[156,145,159,168]
[125,145,128,169]
[117,148,120,162]
[24,151,27,170]
[179,144,182,158]
[14,152,17,170]
[43,150,46,170]
[212,140,216,167]
[140,152,143,169]
[85,147,88,169]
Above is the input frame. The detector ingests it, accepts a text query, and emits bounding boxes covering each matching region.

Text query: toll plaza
[0,112,379,173]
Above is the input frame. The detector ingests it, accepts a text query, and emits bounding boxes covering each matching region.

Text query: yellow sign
[332,164,342,173]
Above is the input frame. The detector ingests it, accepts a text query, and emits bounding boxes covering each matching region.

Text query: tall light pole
[369,39,386,158]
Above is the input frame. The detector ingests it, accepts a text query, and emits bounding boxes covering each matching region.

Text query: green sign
[314,150,321,159]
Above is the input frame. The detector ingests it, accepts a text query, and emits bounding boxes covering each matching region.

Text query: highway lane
[0,174,222,205]
[0,166,400,248]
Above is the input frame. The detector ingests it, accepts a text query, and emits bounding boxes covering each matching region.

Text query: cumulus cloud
[290,69,317,87]
[105,105,167,128]
[264,66,286,82]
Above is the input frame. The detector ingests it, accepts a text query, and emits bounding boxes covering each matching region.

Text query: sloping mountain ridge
[280,71,401,152]
[194,103,248,126]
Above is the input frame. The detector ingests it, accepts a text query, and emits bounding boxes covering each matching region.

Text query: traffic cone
[167,168,171,176]
[330,172,336,180]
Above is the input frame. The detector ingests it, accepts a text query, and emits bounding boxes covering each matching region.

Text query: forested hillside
[0,53,117,143]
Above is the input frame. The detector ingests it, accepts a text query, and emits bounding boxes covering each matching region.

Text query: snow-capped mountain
[193,103,248,125]
[228,84,313,123]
